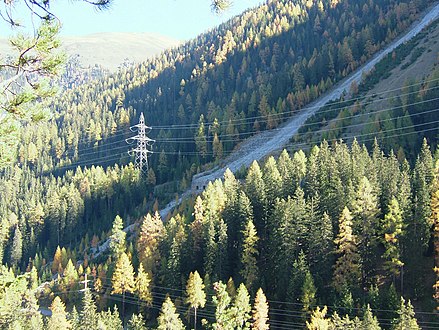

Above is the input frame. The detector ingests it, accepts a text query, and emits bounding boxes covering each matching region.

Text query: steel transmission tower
[126,113,154,173]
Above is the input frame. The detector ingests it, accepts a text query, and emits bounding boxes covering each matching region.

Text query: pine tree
[109,215,126,259]
[47,296,71,330]
[240,219,259,290]
[157,297,184,330]
[393,297,420,330]
[186,270,206,330]
[382,198,404,278]
[333,207,361,292]
[80,288,97,329]
[252,288,269,330]
[136,263,152,306]
[112,251,135,319]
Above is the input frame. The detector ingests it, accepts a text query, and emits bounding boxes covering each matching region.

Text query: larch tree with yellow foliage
[112,251,135,319]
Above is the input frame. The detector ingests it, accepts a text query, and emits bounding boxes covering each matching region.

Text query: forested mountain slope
[296,11,439,160]
[1,0,439,328]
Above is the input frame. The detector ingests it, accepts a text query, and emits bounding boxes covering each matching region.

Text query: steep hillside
[2,0,439,328]
[296,14,439,160]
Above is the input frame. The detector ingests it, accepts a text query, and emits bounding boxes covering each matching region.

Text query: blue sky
[46,0,261,41]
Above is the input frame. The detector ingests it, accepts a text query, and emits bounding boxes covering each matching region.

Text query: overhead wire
[53,76,439,154]
[48,93,439,172]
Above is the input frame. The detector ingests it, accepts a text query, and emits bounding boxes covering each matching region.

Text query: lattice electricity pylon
[126,113,155,174]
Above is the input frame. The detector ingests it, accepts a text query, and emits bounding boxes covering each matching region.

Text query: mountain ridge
[0,32,180,71]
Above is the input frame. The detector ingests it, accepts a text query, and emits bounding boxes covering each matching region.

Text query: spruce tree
[240,219,259,290]
[301,269,317,321]
[361,304,380,330]
[186,270,206,330]
[393,297,420,330]
[306,306,330,330]
[382,198,404,278]
[212,281,233,329]
[10,226,22,267]
[109,215,126,259]
[351,176,380,285]
[69,306,80,329]
[252,288,269,330]
[245,160,266,234]
[47,296,71,330]
[157,297,184,330]
[127,313,146,330]
[230,283,251,330]
[80,288,97,330]
[136,263,152,306]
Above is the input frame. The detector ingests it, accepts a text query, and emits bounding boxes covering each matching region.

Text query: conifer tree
[263,156,283,210]
[301,269,317,321]
[217,218,228,279]
[109,215,126,259]
[306,306,330,330]
[245,160,266,232]
[10,226,22,266]
[80,288,97,329]
[191,196,204,263]
[393,297,420,330]
[127,313,146,330]
[47,296,71,330]
[186,270,206,330]
[63,259,79,288]
[136,263,152,306]
[212,281,233,329]
[352,176,380,284]
[137,212,164,276]
[112,251,135,318]
[333,207,361,292]
[97,306,123,329]
[195,114,208,159]
[226,277,237,299]
[361,304,380,330]
[52,246,62,274]
[230,283,251,330]
[240,219,259,290]
[252,288,269,330]
[382,198,404,278]
[157,297,184,330]
[69,306,80,329]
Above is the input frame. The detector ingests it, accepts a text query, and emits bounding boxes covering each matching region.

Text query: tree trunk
[194,307,197,330]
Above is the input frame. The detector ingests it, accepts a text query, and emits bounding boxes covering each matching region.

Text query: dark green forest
[1,0,439,328]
